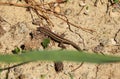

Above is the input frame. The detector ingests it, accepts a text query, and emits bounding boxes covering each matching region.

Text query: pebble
[110,38,116,45]
[0,25,6,37]
[79,1,86,7]
[54,5,61,13]
[64,8,72,15]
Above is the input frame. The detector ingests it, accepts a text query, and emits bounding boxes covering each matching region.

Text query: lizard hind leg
[58,42,66,49]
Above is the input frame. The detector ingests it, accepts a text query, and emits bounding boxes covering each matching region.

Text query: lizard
[37,27,81,51]
[37,26,82,72]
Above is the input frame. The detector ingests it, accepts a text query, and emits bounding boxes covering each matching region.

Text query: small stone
[54,62,63,72]
[54,6,61,13]
[79,1,86,7]
[84,6,89,15]
[0,25,6,37]
[64,8,72,15]
[110,38,116,45]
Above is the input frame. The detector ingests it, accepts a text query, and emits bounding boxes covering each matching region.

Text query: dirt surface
[0,0,120,79]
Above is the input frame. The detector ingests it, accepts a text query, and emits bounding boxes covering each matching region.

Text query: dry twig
[0,0,95,33]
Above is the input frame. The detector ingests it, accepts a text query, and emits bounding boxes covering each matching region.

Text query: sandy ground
[0,0,120,79]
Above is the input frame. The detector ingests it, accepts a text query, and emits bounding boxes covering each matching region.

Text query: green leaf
[86,6,89,10]
[12,47,20,54]
[0,50,120,64]
[0,69,2,73]
[41,38,50,49]
[113,0,119,3]
[68,73,74,79]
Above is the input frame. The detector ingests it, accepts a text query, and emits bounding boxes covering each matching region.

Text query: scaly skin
[37,27,81,51]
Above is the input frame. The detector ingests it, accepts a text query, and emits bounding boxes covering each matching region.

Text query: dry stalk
[0,0,95,33]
